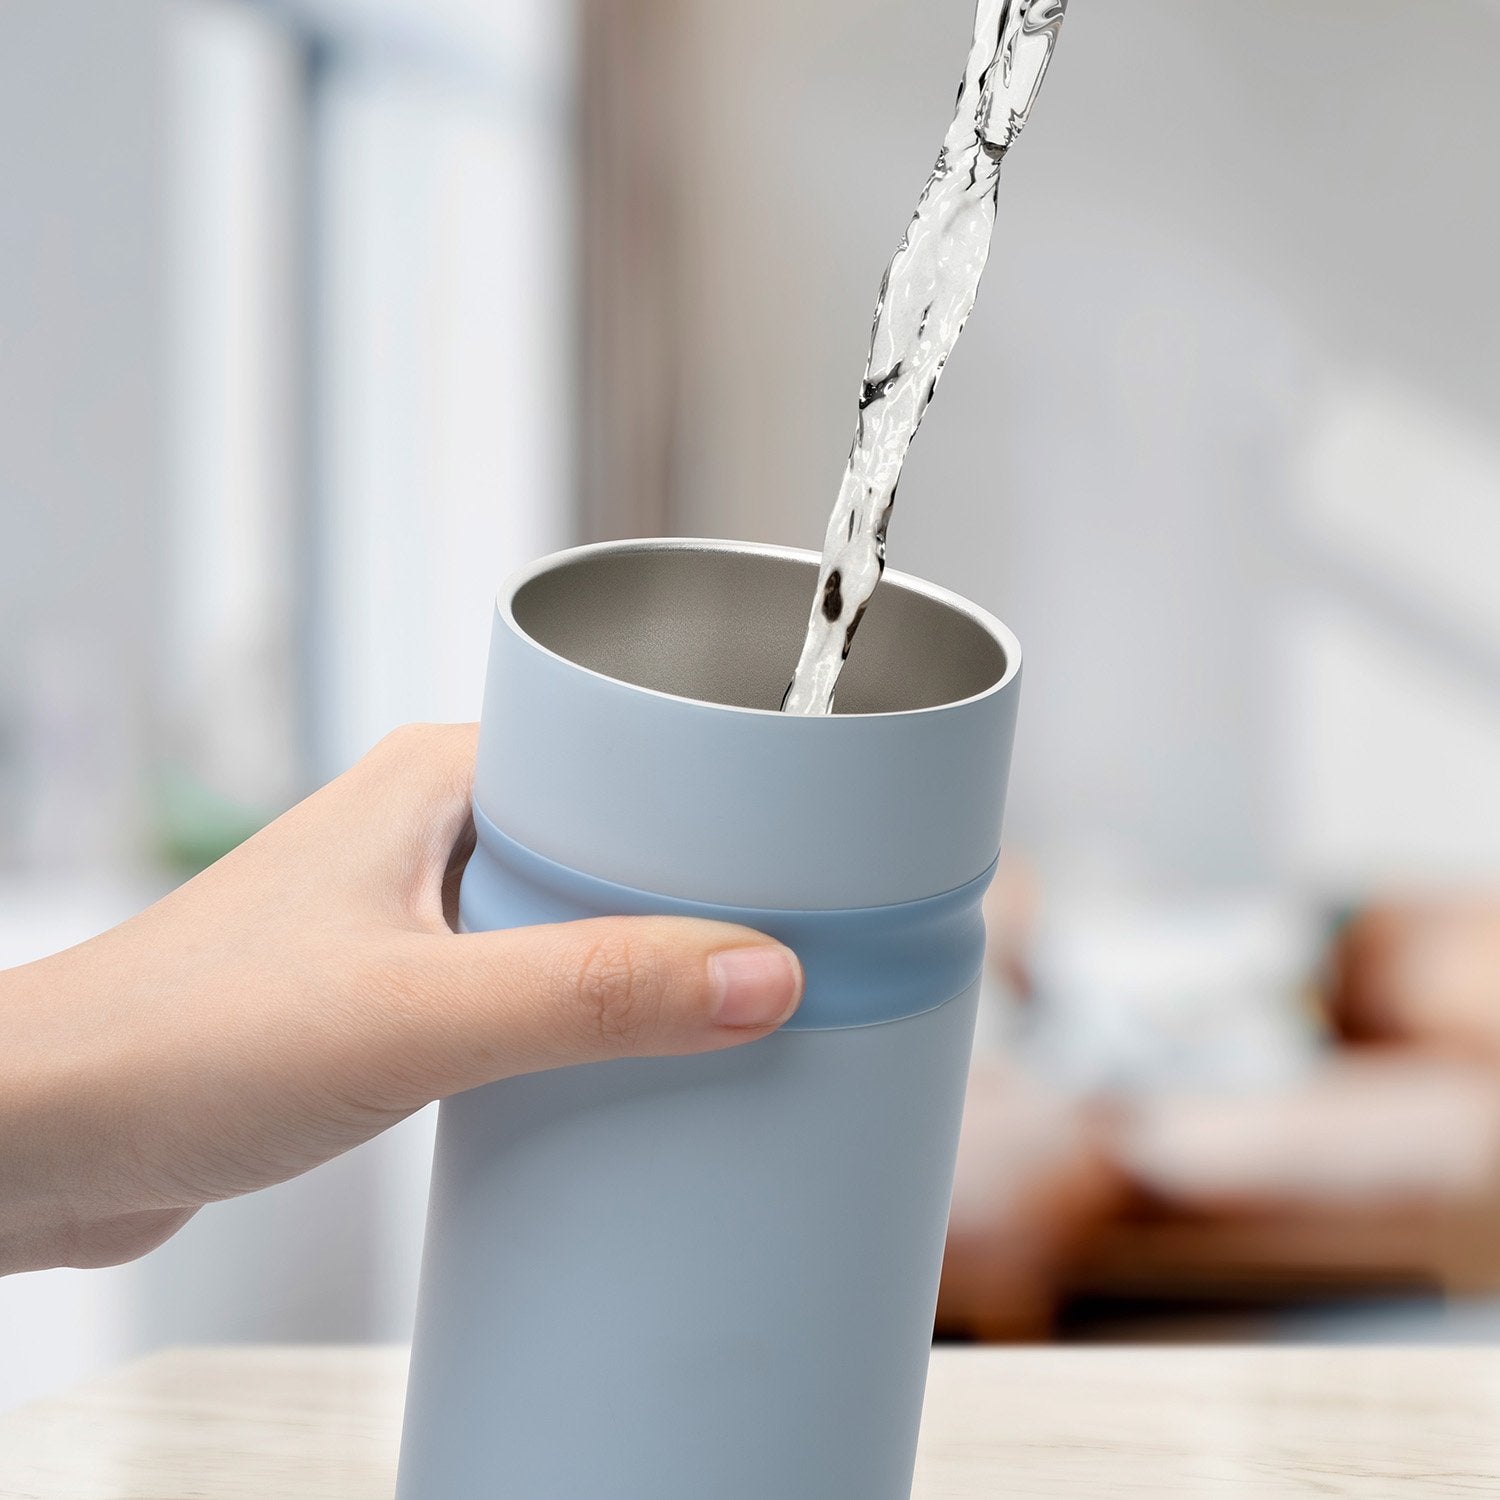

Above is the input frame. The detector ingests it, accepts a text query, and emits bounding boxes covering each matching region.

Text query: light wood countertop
[3,1343,1500,1497]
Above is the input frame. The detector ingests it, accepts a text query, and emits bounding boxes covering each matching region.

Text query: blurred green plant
[151,765,278,875]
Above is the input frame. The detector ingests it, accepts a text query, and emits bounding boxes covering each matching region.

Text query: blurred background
[4,0,1500,1411]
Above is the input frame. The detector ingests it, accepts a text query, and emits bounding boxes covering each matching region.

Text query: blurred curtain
[577,0,682,541]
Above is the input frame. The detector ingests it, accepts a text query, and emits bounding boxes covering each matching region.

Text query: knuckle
[572,928,664,1049]
[362,723,477,797]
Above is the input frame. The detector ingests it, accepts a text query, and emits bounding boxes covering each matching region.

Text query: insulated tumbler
[396,538,1021,1500]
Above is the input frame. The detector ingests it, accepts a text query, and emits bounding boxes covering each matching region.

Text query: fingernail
[710,945,804,1028]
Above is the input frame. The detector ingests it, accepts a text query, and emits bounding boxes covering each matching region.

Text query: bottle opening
[508,540,1011,715]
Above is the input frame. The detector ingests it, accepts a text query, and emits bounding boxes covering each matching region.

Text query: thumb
[361,916,804,1107]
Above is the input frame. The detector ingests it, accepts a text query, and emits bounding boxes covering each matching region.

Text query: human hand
[0,724,803,1276]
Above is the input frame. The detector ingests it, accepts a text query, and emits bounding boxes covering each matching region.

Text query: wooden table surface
[4,1344,1500,1498]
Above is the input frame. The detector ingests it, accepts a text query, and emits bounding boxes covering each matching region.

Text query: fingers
[289,723,481,926]
[169,723,482,928]
[350,916,805,1110]
[353,722,479,816]
[350,722,478,849]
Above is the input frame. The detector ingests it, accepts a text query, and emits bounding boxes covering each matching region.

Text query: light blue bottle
[397,539,1021,1500]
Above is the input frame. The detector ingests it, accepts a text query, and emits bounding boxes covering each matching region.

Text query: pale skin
[0,723,803,1277]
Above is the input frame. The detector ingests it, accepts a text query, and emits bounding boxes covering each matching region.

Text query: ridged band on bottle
[461,805,996,1033]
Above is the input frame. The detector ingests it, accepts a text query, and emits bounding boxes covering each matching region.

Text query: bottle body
[397,980,980,1500]
[396,539,1021,1500]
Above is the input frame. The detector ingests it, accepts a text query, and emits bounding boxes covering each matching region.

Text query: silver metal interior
[510,543,1009,714]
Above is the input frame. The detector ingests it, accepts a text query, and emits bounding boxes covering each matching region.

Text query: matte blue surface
[401,540,1019,1500]
[462,804,995,1031]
